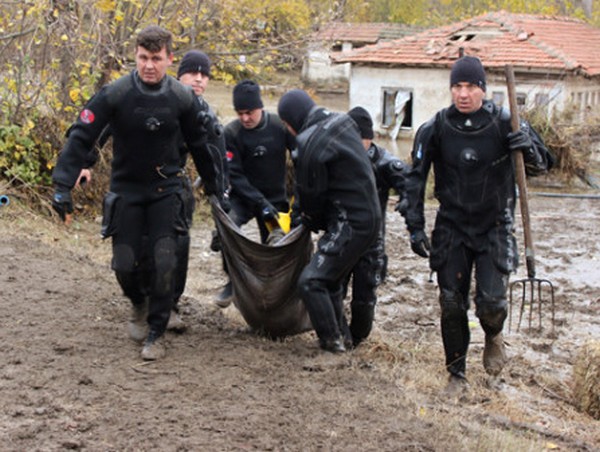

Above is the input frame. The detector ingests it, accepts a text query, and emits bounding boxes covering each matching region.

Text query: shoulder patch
[79,109,95,124]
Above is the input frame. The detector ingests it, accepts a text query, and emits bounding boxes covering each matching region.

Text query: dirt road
[0,191,599,450]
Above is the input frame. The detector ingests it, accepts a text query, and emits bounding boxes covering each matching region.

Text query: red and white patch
[79,109,95,124]
[226,150,234,161]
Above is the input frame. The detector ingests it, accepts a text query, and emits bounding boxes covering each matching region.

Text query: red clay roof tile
[333,12,600,77]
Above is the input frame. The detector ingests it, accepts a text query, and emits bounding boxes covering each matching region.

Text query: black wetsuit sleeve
[404,118,436,232]
[378,148,407,199]
[52,89,112,189]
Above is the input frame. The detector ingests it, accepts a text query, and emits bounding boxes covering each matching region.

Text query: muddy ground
[0,179,599,451]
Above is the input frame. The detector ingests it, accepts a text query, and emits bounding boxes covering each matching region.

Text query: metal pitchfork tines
[509,272,555,333]
[505,65,556,333]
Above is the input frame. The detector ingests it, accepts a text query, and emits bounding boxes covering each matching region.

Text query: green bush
[0,113,66,187]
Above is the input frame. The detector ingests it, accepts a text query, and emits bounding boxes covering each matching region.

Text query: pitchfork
[505,65,556,333]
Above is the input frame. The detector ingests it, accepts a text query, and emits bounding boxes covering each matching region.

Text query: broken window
[382,88,413,139]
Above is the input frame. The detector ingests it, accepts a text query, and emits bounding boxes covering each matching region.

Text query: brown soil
[1,186,599,451]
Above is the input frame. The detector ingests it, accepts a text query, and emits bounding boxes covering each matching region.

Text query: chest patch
[460,147,479,166]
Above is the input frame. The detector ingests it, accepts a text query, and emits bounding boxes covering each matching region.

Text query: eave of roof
[313,22,421,44]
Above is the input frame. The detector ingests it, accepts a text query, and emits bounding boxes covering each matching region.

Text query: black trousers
[436,238,509,376]
[111,192,187,335]
[343,238,382,344]
[298,220,378,345]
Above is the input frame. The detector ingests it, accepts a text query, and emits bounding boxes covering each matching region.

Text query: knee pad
[154,236,178,274]
[297,274,325,301]
[476,301,508,333]
[439,289,467,322]
[151,236,178,299]
[112,244,136,272]
[353,256,380,291]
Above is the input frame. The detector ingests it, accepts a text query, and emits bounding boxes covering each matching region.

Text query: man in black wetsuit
[170,49,228,329]
[71,49,227,334]
[345,106,408,347]
[51,26,224,361]
[404,56,552,392]
[277,89,381,353]
[214,80,295,307]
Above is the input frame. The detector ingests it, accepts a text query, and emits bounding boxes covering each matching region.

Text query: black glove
[52,188,73,222]
[395,198,408,217]
[410,229,430,258]
[209,230,222,252]
[507,130,532,153]
[197,111,223,139]
[290,211,302,229]
[259,200,279,222]
[219,192,231,213]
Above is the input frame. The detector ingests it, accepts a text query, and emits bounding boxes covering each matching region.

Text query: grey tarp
[210,196,313,338]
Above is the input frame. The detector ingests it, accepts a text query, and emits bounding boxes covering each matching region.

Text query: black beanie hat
[233,80,264,111]
[177,50,211,78]
[348,106,374,140]
[277,89,316,133]
[450,56,486,91]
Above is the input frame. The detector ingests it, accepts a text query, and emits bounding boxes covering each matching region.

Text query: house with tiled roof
[333,11,600,150]
[301,22,421,87]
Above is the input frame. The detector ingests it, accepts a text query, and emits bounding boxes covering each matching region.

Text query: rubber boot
[483,332,507,376]
[166,308,187,333]
[443,372,470,398]
[128,299,148,343]
[319,337,346,354]
[350,301,376,347]
[141,330,166,361]
[331,289,353,350]
[214,281,233,308]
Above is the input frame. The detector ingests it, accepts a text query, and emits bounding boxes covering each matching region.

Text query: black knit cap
[233,80,264,111]
[277,89,316,133]
[450,56,486,91]
[177,50,211,78]
[348,106,374,140]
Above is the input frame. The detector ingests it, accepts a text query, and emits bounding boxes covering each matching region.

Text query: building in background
[334,12,600,153]
[302,22,421,89]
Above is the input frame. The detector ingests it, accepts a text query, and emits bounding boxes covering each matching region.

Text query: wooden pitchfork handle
[505,65,536,279]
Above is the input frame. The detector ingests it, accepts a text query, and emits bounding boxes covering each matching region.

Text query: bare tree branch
[0,27,36,41]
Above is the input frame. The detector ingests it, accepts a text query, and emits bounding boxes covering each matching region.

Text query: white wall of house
[561,76,600,116]
[302,49,350,84]
[483,73,599,118]
[349,65,451,129]
[348,65,452,156]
